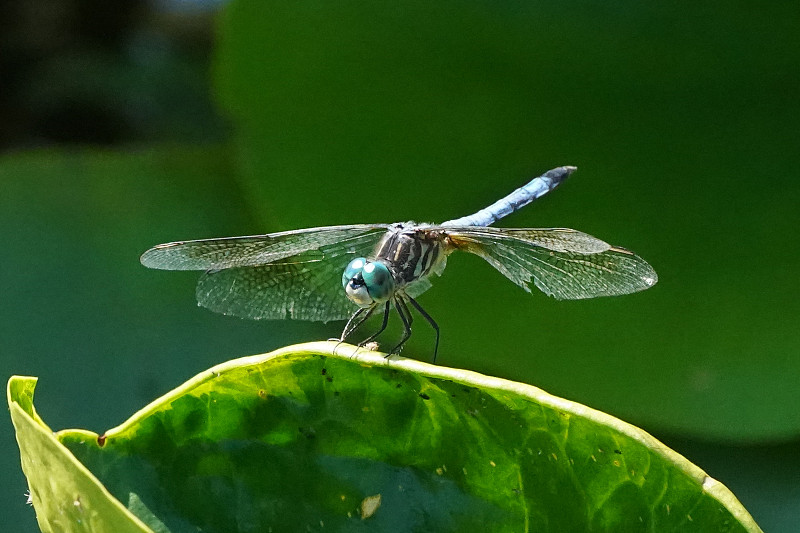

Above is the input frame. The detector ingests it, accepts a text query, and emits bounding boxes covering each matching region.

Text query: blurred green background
[2,1,798,531]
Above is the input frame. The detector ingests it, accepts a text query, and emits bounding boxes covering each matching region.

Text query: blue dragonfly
[141,166,657,361]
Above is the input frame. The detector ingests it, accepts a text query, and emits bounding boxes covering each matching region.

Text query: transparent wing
[444,226,657,300]
[140,224,390,270]
[141,225,389,322]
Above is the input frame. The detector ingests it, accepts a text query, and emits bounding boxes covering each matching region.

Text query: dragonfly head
[342,258,394,307]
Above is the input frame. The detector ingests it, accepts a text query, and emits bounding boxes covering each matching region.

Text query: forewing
[445,227,657,300]
[195,229,387,322]
[140,224,389,270]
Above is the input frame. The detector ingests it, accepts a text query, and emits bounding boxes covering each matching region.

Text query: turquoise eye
[342,257,366,289]
[342,258,395,307]
[362,261,393,301]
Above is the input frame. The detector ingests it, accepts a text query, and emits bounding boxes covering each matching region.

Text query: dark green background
[3,1,798,531]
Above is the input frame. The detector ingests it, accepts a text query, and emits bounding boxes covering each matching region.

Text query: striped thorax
[372,223,448,287]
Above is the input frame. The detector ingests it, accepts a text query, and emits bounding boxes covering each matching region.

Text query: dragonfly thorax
[372,224,448,285]
[342,258,395,308]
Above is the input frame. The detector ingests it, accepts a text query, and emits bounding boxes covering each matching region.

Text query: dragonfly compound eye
[361,261,394,302]
[343,258,373,307]
[342,258,394,307]
[342,257,366,289]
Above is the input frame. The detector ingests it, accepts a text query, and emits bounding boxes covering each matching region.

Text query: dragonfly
[141,166,657,362]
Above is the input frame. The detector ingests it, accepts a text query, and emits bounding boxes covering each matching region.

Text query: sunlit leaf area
[10,344,762,532]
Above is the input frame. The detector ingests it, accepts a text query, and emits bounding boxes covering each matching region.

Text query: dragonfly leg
[340,306,375,342]
[406,296,440,364]
[359,301,391,346]
[389,296,413,356]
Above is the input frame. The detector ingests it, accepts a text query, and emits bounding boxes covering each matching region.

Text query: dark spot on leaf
[258,389,268,399]
[614,449,622,455]
[97,434,106,447]
[334,391,340,396]
[419,393,430,400]
[321,368,327,375]
[395,383,402,388]
[326,376,333,382]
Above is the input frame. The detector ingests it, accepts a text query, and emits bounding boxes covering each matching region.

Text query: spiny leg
[359,301,391,346]
[406,295,440,364]
[340,305,375,342]
[389,296,414,356]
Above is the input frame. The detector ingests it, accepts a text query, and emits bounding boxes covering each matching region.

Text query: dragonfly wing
[141,224,390,270]
[445,227,657,300]
[194,229,388,322]
[404,276,433,299]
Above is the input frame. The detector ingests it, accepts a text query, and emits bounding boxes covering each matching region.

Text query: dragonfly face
[140,166,658,363]
[342,258,395,307]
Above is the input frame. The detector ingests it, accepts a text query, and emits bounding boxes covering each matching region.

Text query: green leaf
[11,343,761,532]
[7,377,152,533]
